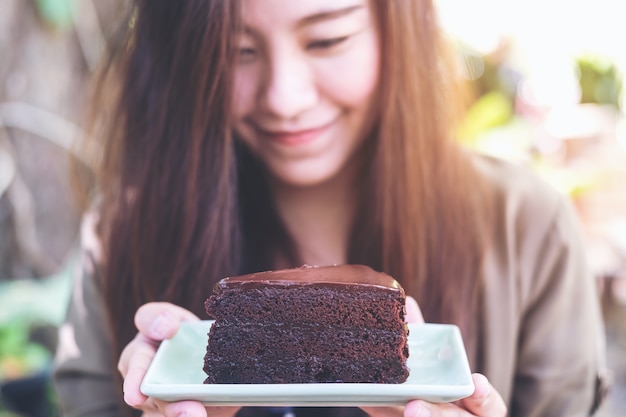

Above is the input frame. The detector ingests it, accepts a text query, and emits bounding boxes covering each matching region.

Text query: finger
[155,400,208,417]
[118,334,157,376]
[155,399,240,417]
[117,338,134,377]
[137,397,164,416]
[405,296,424,324]
[122,339,158,406]
[135,302,200,341]
[405,400,472,417]
[360,406,404,417]
[456,373,507,416]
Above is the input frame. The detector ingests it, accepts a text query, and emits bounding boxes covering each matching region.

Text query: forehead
[240,0,369,28]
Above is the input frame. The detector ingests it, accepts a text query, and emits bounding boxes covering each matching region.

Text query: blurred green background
[1,0,625,416]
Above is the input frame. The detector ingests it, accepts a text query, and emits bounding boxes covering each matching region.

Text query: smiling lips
[257,119,335,146]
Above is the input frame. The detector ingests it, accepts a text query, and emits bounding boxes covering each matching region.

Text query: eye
[307,36,349,50]
[237,47,258,63]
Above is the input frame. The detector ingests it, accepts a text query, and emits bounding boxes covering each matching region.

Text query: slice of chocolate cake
[203,264,409,384]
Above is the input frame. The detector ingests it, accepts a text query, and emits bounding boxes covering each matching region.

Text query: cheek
[318,36,380,109]
[232,69,258,119]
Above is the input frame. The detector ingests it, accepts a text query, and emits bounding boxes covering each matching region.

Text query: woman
[53,1,606,416]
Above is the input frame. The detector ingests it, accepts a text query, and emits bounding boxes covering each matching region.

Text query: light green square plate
[141,320,473,406]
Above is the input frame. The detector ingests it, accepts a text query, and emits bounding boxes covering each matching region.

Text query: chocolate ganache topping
[216,264,404,293]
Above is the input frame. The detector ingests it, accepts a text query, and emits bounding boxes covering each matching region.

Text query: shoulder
[471,152,566,233]
[471,152,587,304]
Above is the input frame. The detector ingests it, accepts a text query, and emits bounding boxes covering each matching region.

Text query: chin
[269,164,341,188]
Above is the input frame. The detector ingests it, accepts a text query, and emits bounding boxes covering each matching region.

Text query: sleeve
[511,198,609,417]
[52,215,127,417]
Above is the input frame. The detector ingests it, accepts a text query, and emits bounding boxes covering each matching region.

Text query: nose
[260,50,318,120]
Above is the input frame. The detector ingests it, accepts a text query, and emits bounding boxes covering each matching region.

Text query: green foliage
[459,91,514,145]
[0,320,51,381]
[34,0,75,30]
[577,55,623,110]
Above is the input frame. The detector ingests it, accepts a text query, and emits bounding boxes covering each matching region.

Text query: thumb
[405,296,424,324]
[134,302,200,341]
[456,373,508,416]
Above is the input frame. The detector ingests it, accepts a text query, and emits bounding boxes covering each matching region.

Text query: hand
[361,297,507,417]
[118,302,240,417]
[403,373,507,417]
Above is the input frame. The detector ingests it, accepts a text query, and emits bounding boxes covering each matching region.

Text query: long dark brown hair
[87,0,493,397]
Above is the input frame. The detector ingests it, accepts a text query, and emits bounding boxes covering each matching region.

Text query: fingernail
[473,374,490,399]
[475,382,490,399]
[415,404,431,417]
[123,391,140,407]
[150,313,173,339]
[177,412,189,417]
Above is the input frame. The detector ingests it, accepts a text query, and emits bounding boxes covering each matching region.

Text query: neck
[270,167,358,268]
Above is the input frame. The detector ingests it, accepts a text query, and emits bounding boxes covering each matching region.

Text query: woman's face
[232,0,380,188]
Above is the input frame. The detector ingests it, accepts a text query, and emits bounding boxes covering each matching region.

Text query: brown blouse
[53,154,607,417]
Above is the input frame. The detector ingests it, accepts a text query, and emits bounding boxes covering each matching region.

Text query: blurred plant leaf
[34,0,75,30]
[577,55,623,110]
[0,263,72,380]
[458,91,514,146]
[0,320,52,380]
[0,321,28,356]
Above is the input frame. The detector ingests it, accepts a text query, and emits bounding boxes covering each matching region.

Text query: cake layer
[204,356,409,384]
[206,285,405,329]
[205,322,409,361]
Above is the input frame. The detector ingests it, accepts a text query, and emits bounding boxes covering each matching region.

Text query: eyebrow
[296,4,364,28]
